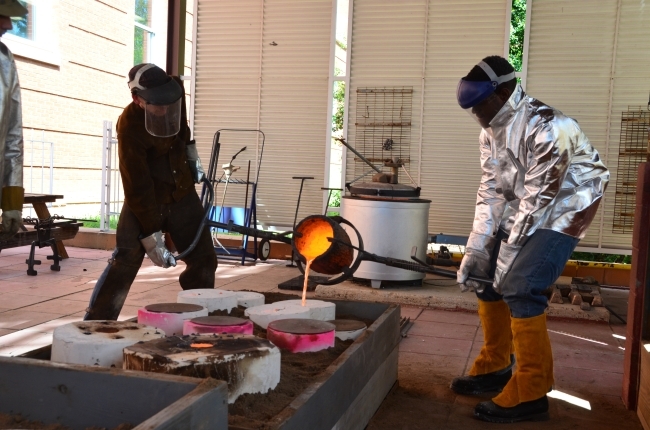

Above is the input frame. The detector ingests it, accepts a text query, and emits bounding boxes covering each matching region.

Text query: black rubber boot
[450,354,514,395]
[474,395,550,423]
[84,249,142,320]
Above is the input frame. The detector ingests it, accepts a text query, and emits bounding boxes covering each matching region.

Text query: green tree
[134,0,149,65]
[332,39,347,134]
[8,0,29,39]
[509,0,526,72]
[332,80,345,134]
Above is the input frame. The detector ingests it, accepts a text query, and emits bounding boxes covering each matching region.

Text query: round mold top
[145,303,205,314]
[328,319,367,332]
[267,318,336,335]
[190,316,248,327]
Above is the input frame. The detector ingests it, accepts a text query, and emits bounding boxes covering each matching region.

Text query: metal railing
[25,129,54,195]
[100,120,121,231]
[23,129,54,217]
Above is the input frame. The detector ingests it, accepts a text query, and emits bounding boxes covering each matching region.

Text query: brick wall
[13,0,133,218]
[10,0,195,220]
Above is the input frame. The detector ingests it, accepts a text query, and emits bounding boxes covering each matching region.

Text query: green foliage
[332,81,345,134]
[328,189,341,208]
[570,251,631,265]
[509,0,526,72]
[8,1,29,40]
[82,215,120,230]
[135,0,149,24]
[134,0,149,65]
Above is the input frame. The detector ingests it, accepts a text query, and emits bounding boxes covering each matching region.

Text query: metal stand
[287,176,314,267]
[207,129,265,265]
[23,217,61,276]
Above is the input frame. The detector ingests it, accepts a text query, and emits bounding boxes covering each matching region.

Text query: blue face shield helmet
[457,61,516,129]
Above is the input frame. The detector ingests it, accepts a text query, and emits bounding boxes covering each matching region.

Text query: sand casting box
[0,414,134,430]
[209,292,377,429]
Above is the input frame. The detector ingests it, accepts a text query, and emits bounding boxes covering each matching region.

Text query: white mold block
[234,291,265,308]
[51,321,165,368]
[244,303,310,329]
[177,289,239,313]
[280,299,336,321]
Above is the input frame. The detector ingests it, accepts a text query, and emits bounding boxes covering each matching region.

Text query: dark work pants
[84,190,217,320]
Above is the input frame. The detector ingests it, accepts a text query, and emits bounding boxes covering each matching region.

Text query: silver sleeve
[472,130,507,238]
[3,55,23,188]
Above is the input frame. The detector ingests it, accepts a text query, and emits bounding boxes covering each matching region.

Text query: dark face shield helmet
[128,64,183,137]
[457,61,515,130]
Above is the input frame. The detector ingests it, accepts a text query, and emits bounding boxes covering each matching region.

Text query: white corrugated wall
[192,0,332,228]
[420,0,510,236]
[524,0,650,250]
[192,0,648,248]
[347,0,509,236]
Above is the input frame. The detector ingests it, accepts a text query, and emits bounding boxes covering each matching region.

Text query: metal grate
[613,106,650,234]
[353,87,413,178]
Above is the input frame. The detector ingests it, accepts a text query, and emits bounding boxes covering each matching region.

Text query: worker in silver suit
[0,0,27,241]
[451,55,609,423]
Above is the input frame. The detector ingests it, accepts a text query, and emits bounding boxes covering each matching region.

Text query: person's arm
[472,130,507,239]
[3,54,22,189]
[117,116,162,237]
[457,131,507,291]
[1,54,25,238]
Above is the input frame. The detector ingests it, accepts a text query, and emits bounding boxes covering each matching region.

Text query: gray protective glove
[493,241,522,294]
[186,140,205,184]
[0,210,24,239]
[457,232,497,293]
[140,231,177,268]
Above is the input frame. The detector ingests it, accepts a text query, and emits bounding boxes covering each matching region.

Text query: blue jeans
[476,228,580,318]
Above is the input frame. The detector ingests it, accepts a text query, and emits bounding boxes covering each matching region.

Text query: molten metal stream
[302,259,313,307]
[296,221,333,260]
[295,219,334,307]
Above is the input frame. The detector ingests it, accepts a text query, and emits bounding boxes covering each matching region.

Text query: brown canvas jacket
[116,85,194,237]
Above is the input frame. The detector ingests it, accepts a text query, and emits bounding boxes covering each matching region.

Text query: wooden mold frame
[12,300,400,430]
[0,357,228,429]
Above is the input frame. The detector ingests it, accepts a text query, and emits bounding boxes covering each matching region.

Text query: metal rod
[334,137,382,174]
[327,237,493,285]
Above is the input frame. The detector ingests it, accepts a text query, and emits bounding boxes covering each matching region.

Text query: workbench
[0,194,80,260]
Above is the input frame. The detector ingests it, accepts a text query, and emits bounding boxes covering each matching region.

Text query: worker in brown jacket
[84,63,217,320]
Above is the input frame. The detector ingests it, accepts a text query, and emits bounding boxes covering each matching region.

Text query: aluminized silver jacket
[469,84,609,252]
[0,42,23,204]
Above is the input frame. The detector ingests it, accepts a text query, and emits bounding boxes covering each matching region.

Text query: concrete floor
[0,245,642,429]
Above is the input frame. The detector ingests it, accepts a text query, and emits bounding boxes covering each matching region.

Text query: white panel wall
[192,0,648,248]
[192,0,331,228]
[347,0,509,237]
[420,0,509,236]
[525,0,650,250]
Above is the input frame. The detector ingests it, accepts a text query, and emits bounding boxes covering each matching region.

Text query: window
[2,0,60,66]
[133,0,167,67]
[8,0,32,40]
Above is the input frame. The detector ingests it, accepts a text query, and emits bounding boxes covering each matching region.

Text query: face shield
[143,97,182,137]
[128,64,184,137]
[457,61,515,130]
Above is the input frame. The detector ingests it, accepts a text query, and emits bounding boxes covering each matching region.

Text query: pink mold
[138,303,207,336]
[267,319,335,353]
[183,316,254,335]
